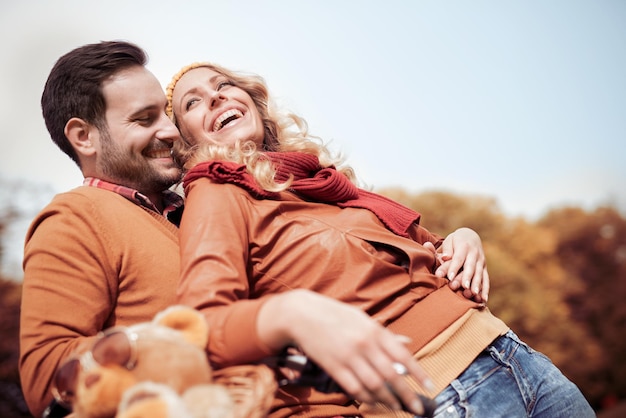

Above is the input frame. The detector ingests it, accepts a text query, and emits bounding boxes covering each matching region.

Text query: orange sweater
[19,186,180,417]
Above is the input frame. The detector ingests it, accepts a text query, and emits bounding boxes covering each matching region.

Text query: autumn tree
[379,188,613,409]
[1,181,622,415]
[0,277,31,417]
[540,206,626,408]
[0,177,49,417]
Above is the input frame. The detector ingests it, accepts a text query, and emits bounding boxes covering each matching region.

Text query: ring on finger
[392,362,408,376]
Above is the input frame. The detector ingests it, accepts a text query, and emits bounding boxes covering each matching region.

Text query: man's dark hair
[41,40,147,166]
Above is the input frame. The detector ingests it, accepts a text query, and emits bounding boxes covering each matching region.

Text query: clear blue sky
[1,1,625,277]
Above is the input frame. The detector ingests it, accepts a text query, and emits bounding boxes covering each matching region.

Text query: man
[19,41,183,417]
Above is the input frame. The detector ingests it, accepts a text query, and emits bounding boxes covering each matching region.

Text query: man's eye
[135,115,154,125]
[185,98,199,111]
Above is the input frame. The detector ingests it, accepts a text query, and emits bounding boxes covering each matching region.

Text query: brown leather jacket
[178,179,508,417]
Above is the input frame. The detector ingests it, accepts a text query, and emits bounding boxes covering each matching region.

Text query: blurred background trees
[1,181,624,416]
[382,188,626,413]
[0,277,30,417]
[0,191,30,416]
[0,178,52,418]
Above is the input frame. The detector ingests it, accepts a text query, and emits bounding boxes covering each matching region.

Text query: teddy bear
[115,380,233,418]
[51,305,276,418]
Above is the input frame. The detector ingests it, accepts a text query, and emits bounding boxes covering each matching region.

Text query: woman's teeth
[214,109,243,131]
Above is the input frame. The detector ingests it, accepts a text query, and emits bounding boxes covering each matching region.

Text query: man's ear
[64,117,97,157]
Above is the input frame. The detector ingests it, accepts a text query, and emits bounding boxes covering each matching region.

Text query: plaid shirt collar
[83,177,184,223]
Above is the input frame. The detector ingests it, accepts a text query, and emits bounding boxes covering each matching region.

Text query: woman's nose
[209,90,226,108]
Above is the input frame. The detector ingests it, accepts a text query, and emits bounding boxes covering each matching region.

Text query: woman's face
[171,67,264,147]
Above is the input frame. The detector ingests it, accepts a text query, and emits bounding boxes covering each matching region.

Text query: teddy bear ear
[153,305,209,349]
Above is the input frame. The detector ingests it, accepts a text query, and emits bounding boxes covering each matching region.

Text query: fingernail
[424,378,435,392]
[418,395,438,417]
[463,280,470,288]
[410,399,423,416]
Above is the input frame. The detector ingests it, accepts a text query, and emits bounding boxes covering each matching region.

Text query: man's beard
[97,129,181,194]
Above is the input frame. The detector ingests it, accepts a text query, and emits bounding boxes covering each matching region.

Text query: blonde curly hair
[166,62,356,192]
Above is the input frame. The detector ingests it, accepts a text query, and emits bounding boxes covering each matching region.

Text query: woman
[167,62,594,417]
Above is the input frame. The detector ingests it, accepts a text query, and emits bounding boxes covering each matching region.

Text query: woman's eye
[216,81,233,91]
[185,98,199,111]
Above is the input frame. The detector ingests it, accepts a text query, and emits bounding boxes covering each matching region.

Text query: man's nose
[157,115,182,143]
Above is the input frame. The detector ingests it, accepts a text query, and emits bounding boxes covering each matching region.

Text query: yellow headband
[165,62,212,121]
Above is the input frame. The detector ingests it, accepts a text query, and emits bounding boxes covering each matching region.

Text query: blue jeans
[432,331,595,417]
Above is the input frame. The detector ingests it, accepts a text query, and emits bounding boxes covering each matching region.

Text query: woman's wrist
[256,290,310,352]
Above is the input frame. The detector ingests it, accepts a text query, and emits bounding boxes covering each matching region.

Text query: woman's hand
[424,227,489,302]
[257,290,434,416]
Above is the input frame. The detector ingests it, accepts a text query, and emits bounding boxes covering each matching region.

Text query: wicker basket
[212,364,278,418]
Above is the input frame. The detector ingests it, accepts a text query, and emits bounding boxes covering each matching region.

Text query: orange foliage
[0,277,32,417]
[379,188,625,410]
[2,186,625,414]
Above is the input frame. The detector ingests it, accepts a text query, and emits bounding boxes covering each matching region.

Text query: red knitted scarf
[183,152,420,237]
